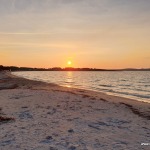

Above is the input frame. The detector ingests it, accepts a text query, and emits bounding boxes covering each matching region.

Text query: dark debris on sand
[0,108,15,124]
[0,116,15,124]
[120,102,150,120]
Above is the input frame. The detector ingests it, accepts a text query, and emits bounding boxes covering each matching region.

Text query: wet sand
[0,71,150,150]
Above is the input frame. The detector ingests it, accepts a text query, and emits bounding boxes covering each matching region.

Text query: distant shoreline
[0,65,150,72]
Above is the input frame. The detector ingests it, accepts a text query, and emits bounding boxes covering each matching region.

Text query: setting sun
[67,61,72,65]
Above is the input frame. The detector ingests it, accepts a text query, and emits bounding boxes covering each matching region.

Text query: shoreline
[1,70,150,121]
[5,71,150,105]
[12,71,150,104]
[0,71,150,149]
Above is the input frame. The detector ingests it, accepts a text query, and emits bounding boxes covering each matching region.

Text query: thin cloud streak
[0,32,57,35]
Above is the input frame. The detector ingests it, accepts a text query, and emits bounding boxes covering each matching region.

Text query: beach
[0,71,150,150]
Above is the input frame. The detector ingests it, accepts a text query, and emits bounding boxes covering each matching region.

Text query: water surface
[13,71,150,102]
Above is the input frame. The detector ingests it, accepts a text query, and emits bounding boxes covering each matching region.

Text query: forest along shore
[0,71,150,150]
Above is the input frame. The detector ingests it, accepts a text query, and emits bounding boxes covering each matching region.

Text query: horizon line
[1,65,150,70]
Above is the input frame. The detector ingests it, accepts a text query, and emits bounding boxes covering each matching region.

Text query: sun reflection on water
[65,71,73,88]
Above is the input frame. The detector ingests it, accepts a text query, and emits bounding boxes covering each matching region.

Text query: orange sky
[0,0,150,69]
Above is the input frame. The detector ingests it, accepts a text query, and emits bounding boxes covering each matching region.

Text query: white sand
[0,71,150,150]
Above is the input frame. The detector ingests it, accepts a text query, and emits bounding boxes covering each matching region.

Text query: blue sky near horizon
[0,0,150,68]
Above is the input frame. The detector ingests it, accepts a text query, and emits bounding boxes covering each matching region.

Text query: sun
[67,61,72,65]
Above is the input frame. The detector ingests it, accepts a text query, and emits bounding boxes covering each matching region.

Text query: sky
[0,0,150,69]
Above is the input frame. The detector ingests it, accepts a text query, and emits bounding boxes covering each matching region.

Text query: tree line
[0,65,149,71]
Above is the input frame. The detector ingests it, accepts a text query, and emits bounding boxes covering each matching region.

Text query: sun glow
[67,61,72,65]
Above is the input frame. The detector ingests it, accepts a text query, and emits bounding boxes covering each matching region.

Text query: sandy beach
[0,71,150,150]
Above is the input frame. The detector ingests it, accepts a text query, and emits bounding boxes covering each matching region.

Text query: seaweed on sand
[0,116,15,124]
[0,108,15,124]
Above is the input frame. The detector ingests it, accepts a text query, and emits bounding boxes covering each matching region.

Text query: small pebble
[46,136,53,140]
[68,145,76,150]
[68,129,74,133]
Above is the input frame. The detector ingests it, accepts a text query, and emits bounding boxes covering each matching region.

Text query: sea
[12,71,150,102]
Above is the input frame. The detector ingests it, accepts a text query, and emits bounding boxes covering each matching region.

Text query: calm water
[13,71,150,102]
